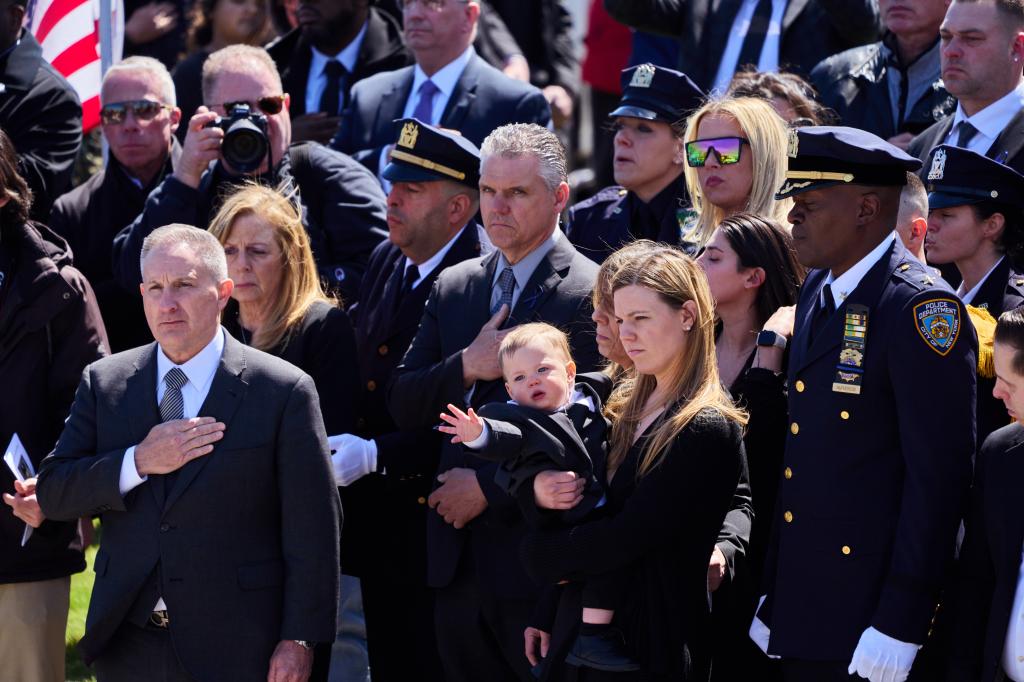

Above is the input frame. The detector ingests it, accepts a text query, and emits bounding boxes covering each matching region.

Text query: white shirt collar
[405,224,469,287]
[411,45,474,102]
[956,255,1005,304]
[156,327,225,397]
[822,233,897,308]
[951,80,1024,142]
[309,20,368,75]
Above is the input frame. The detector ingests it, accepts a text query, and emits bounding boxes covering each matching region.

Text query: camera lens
[223,116,268,172]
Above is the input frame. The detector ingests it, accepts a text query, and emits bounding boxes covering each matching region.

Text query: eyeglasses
[215,95,287,116]
[685,136,750,167]
[400,0,468,11]
[100,100,172,125]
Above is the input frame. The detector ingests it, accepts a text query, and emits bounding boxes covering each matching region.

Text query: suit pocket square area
[237,559,284,590]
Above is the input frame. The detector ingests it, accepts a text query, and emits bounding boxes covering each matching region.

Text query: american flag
[25,0,123,131]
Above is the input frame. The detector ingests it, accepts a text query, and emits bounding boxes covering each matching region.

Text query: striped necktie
[159,367,187,422]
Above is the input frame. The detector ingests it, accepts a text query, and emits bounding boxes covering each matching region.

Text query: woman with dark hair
[564,64,706,264]
[522,247,748,681]
[923,144,1024,445]
[0,127,108,682]
[696,212,805,681]
[171,0,272,138]
[726,69,833,126]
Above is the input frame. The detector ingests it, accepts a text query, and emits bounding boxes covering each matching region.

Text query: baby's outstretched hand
[438,403,484,444]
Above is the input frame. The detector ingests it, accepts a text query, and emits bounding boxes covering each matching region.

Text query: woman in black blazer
[522,247,748,681]
[208,183,360,681]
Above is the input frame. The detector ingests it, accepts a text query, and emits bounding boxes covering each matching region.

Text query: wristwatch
[292,640,314,650]
[756,330,787,350]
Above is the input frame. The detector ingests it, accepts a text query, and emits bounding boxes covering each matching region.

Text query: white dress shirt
[956,256,1005,305]
[945,81,1024,156]
[712,0,788,94]
[1003,547,1024,680]
[117,328,225,612]
[820,233,897,308]
[305,20,368,115]
[405,224,468,290]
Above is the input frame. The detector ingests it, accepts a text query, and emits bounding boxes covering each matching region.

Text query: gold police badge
[787,129,799,158]
[398,121,419,149]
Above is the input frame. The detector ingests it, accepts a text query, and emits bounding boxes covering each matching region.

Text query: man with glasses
[51,56,181,354]
[0,0,82,222]
[111,44,388,303]
[331,0,551,184]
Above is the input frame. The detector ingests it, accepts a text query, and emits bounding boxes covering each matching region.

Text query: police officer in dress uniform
[339,119,489,682]
[923,144,1024,445]
[750,127,978,682]
[564,63,705,263]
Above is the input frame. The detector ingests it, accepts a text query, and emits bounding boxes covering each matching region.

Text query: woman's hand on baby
[438,404,484,444]
[533,470,585,510]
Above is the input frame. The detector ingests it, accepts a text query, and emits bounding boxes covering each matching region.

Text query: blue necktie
[412,79,440,124]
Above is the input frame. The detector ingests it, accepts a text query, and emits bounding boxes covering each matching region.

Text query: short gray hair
[103,56,176,106]
[480,123,567,191]
[140,225,229,283]
[202,45,283,104]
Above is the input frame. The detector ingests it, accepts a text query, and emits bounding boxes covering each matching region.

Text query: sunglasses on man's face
[100,100,171,125]
[215,95,287,116]
[685,136,750,167]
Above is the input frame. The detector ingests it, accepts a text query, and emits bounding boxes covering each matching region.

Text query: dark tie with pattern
[956,121,979,148]
[319,60,348,117]
[736,0,773,70]
[412,79,440,124]
[492,266,516,315]
[159,367,187,422]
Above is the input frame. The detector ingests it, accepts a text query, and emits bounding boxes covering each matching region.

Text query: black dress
[222,298,359,436]
[223,297,359,681]
[710,355,788,682]
[522,407,746,681]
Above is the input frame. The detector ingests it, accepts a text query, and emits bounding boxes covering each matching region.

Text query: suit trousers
[93,621,195,682]
[781,659,859,681]
[434,551,536,682]
[361,572,442,682]
[0,576,70,682]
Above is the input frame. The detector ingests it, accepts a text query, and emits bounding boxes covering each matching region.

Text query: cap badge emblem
[629,63,656,88]
[787,129,799,158]
[927,148,946,180]
[399,121,419,149]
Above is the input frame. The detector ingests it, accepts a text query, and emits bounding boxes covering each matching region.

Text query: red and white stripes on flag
[26,0,124,131]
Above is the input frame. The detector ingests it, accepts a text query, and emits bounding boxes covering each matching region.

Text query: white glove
[749,595,781,659]
[328,434,378,486]
[847,626,920,682]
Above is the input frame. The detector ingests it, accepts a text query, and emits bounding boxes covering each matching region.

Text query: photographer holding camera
[111,44,388,302]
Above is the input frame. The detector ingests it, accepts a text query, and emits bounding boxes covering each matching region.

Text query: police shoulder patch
[914,298,961,356]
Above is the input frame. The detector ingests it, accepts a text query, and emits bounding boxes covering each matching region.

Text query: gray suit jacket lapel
[163,334,249,513]
[125,344,164,509]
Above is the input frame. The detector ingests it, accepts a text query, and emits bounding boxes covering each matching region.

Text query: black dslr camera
[206,104,269,172]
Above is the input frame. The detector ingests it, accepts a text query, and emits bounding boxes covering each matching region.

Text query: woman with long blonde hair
[683,96,792,246]
[523,248,748,681]
[208,183,357,679]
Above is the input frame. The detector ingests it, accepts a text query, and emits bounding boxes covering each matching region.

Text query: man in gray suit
[36,225,341,682]
[388,123,600,681]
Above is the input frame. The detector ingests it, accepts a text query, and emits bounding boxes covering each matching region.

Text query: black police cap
[776,126,922,200]
[925,144,1024,210]
[609,63,705,124]
[382,118,481,189]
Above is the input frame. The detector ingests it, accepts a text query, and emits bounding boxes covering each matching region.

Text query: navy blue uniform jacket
[761,239,977,661]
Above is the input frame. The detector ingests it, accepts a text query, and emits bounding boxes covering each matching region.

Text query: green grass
[65,532,97,682]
